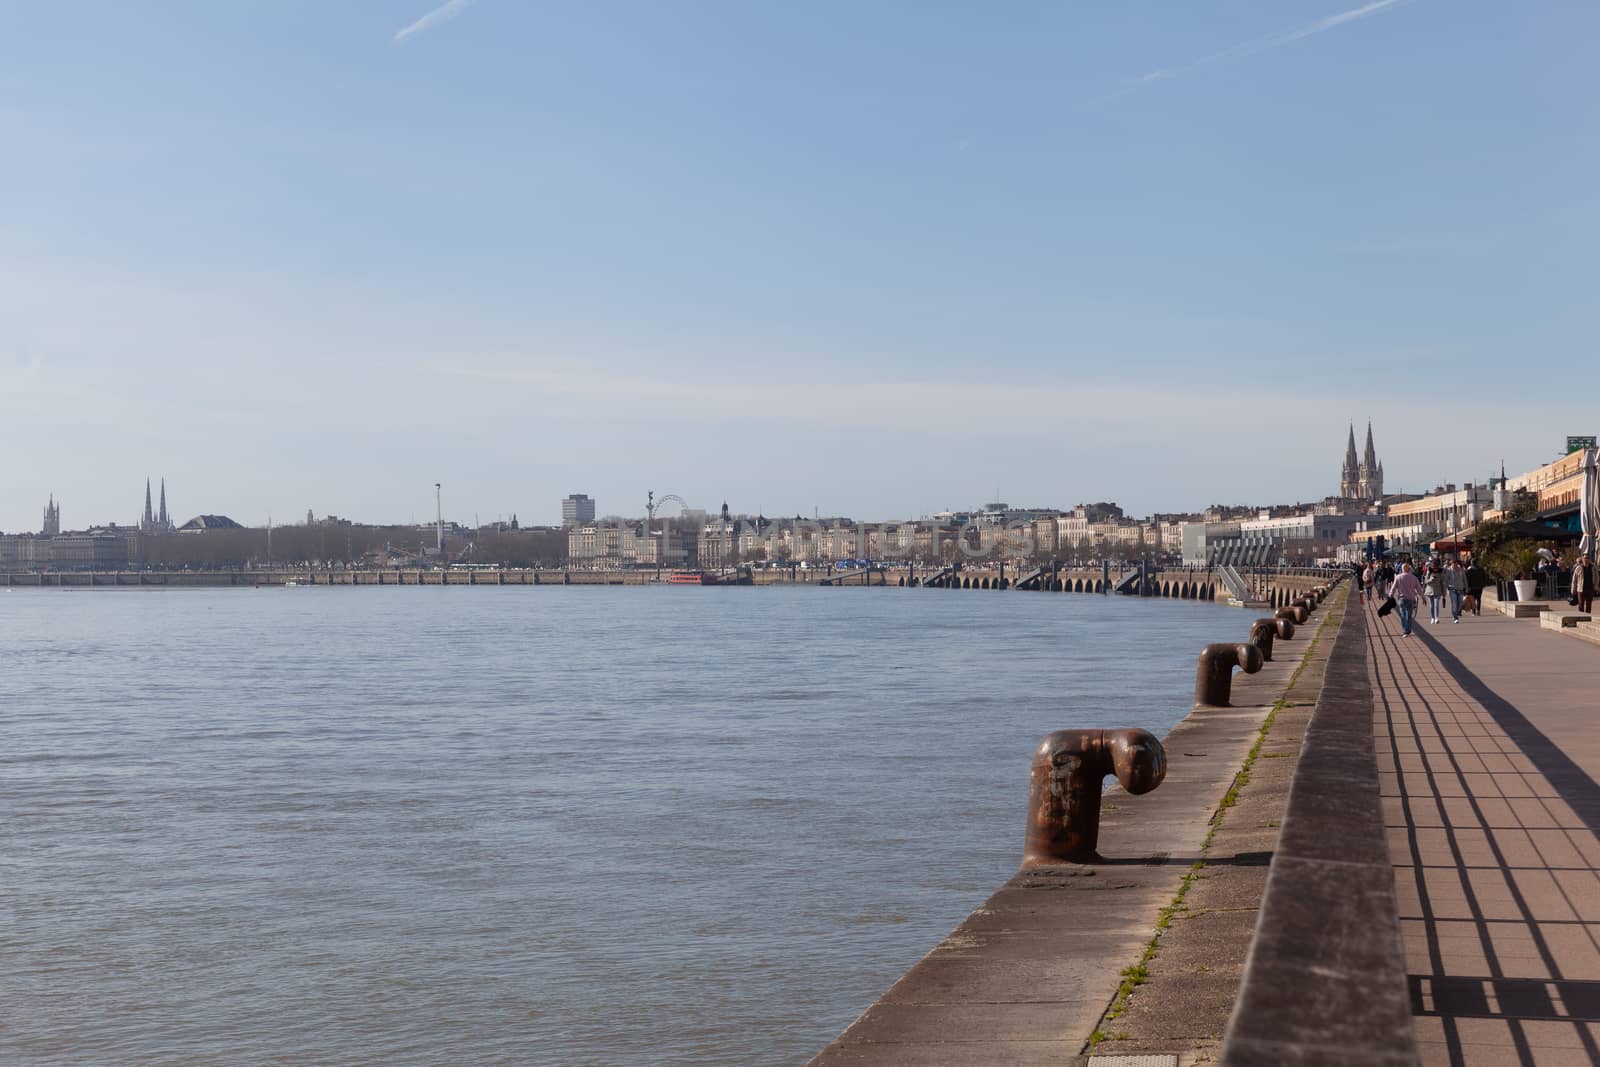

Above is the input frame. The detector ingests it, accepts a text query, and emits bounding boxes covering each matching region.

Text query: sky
[3,0,1596,531]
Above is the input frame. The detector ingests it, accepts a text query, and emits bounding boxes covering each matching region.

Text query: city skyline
[2,417,1532,537]
[4,2,1596,531]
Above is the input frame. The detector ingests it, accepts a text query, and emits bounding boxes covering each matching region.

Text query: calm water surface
[2,585,1238,1066]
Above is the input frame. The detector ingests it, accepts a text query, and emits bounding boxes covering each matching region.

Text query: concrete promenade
[1368,592,1600,1064]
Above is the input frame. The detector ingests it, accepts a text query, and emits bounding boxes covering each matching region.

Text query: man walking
[1465,557,1489,616]
[1391,562,1424,637]
[1444,558,1467,623]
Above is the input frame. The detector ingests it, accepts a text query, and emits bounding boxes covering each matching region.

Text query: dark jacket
[1575,563,1597,595]
[1465,564,1489,591]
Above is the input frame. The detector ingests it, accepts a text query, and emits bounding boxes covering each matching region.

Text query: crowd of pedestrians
[1354,549,1591,636]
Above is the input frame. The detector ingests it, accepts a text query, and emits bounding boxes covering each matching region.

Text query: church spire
[143,479,154,530]
[1340,423,1363,498]
[1363,421,1378,469]
[158,478,169,529]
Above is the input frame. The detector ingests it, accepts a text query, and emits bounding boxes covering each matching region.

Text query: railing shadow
[1414,627,1600,827]
[1374,617,1600,1066]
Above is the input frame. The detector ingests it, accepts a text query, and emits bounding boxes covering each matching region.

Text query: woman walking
[1575,552,1596,614]
[1423,563,1444,624]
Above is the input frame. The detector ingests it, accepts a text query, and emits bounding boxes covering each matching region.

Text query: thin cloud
[1131,0,1411,89]
[393,0,476,44]
[440,361,1325,434]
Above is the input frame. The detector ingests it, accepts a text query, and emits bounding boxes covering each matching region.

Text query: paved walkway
[1366,594,1600,1065]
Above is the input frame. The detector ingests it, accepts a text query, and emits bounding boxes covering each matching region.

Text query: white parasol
[1582,447,1600,557]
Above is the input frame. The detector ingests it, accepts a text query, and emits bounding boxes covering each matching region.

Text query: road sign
[1567,435,1596,454]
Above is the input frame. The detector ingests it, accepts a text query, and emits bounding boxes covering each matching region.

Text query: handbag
[1378,595,1397,618]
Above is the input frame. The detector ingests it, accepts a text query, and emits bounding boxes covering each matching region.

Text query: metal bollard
[1282,602,1308,624]
[1274,616,1297,640]
[1248,618,1277,662]
[1023,728,1167,864]
[1194,642,1264,707]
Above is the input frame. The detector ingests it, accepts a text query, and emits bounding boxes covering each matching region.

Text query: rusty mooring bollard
[1274,616,1297,640]
[1248,618,1277,662]
[1023,728,1166,864]
[1194,642,1264,707]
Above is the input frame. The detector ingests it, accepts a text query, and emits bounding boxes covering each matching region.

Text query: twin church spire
[1339,422,1384,500]
[141,478,174,533]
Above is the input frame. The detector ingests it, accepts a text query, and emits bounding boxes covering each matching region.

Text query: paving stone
[1349,592,1600,1067]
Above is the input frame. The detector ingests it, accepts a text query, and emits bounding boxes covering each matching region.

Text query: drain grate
[1084,1055,1180,1067]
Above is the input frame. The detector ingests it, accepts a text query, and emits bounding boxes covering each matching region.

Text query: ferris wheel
[646,492,690,533]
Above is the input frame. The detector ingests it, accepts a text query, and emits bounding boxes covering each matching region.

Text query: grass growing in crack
[1084,591,1341,1051]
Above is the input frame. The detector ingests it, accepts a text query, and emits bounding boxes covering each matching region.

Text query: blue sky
[3,0,1596,530]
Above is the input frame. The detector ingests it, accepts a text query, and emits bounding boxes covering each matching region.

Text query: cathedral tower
[1340,422,1385,500]
[141,477,174,533]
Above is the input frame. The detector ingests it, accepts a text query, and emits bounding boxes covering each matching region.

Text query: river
[2,584,1239,1065]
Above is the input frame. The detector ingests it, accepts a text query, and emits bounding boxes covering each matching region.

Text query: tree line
[133,526,567,569]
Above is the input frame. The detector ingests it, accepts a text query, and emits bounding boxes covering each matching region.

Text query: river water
[2,584,1238,1066]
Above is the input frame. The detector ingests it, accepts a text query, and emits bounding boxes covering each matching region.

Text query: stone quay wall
[2,566,1335,607]
[808,578,1409,1065]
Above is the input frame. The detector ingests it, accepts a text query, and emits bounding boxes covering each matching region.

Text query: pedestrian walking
[1391,563,1424,637]
[1465,557,1489,615]
[1423,564,1444,624]
[1362,562,1375,605]
[1444,558,1467,623]
[1575,552,1596,614]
